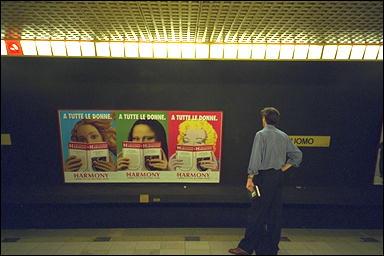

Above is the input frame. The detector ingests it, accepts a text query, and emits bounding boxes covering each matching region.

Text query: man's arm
[247,133,263,175]
[246,133,263,191]
[284,137,303,171]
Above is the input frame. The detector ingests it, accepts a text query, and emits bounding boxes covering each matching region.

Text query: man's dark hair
[260,107,280,125]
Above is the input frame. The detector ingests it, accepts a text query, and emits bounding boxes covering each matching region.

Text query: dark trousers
[238,169,283,255]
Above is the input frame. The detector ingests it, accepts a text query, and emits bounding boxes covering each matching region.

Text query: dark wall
[1,57,383,228]
[2,57,382,186]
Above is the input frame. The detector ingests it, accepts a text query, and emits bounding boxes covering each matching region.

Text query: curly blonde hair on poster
[177,120,218,151]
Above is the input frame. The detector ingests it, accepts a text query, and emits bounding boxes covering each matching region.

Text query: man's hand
[246,177,255,192]
[280,163,293,172]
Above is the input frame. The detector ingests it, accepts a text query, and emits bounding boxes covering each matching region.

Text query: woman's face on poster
[131,124,156,142]
[183,128,207,145]
[76,124,103,143]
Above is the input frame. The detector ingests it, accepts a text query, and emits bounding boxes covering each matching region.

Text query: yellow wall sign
[139,194,149,203]
[289,136,331,147]
[1,134,12,145]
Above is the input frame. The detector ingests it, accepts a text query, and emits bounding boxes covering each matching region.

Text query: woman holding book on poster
[169,120,219,172]
[117,120,169,171]
[63,115,117,172]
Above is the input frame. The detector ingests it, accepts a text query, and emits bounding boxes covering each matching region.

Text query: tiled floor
[1,228,383,255]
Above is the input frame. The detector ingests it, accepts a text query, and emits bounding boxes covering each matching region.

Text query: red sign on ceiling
[5,40,23,56]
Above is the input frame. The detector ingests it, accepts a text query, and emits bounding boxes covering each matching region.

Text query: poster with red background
[168,111,223,160]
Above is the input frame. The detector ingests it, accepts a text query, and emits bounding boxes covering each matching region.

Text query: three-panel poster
[58,110,223,183]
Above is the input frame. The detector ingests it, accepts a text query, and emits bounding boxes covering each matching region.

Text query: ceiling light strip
[378,46,383,60]
[35,41,52,56]
[363,45,380,60]
[1,40,382,61]
[1,40,7,55]
[350,45,366,60]
[66,41,81,56]
[20,40,37,55]
[51,41,66,56]
[80,41,96,56]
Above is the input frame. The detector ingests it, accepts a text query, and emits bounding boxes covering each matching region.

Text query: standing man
[229,107,303,255]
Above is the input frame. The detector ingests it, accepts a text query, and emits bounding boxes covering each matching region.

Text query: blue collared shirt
[248,125,303,175]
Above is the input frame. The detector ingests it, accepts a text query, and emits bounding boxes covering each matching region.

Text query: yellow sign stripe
[289,136,331,147]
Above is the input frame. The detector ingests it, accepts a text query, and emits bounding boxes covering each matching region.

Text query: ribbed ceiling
[1,1,383,44]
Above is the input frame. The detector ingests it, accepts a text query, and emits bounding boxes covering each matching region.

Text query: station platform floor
[1,228,383,255]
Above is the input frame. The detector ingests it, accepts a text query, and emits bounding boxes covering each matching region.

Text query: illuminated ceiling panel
[1,1,382,45]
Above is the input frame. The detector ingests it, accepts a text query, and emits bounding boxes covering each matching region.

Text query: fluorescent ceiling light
[265,45,280,59]
[378,46,383,60]
[20,40,37,55]
[66,41,81,56]
[364,45,380,59]
[1,40,6,55]
[36,41,52,56]
[125,42,139,57]
[195,44,209,58]
[168,43,181,58]
[80,42,95,56]
[139,42,153,58]
[293,45,309,59]
[349,45,365,59]
[96,42,110,57]
[279,45,294,59]
[251,44,266,59]
[237,44,252,59]
[153,43,167,58]
[322,45,337,59]
[110,42,125,57]
[307,45,323,59]
[336,45,352,59]
[5,40,381,62]
[210,44,224,58]
[181,43,195,58]
[223,44,237,59]
[51,41,66,56]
